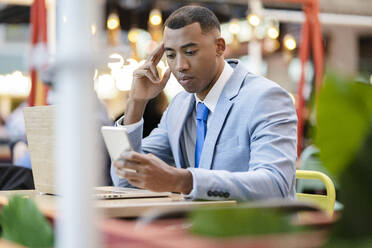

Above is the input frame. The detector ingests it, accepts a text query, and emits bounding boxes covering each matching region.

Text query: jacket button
[223,192,230,198]
[207,190,213,196]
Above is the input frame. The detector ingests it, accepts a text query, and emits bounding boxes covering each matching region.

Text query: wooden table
[0,190,333,248]
[0,190,236,218]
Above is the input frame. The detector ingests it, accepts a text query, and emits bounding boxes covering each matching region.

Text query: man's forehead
[163,23,214,48]
[163,23,202,39]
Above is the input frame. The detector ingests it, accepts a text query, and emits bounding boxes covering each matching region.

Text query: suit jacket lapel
[199,60,249,170]
[172,94,195,168]
[199,98,233,170]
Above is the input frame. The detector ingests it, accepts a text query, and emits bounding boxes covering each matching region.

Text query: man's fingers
[115,167,126,178]
[115,154,144,172]
[149,43,164,65]
[122,170,140,180]
[134,68,159,84]
[122,171,144,189]
[122,161,141,172]
[149,64,160,81]
[133,69,147,79]
[141,69,157,83]
[115,166,141,180]
[128,179,143,188]
[160,68,171,86]
[113,158,125,169]
[145,70,159,83]
[120,151,151,164]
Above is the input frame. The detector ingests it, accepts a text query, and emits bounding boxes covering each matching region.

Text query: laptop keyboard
[94,189,124,194]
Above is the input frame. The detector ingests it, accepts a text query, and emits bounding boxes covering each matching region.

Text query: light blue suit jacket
[112,59,297,201]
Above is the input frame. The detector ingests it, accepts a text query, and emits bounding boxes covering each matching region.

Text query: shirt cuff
[115,115,144,133]
[183,168,197,199]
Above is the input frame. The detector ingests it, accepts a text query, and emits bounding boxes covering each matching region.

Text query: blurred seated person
[0,115,11,163]
[0,104,34,190]
[0,163,34,190]
[0,115,7,140]
[13,140,31,168]
[114,91,169,138]
[4,101,31,168]
[143,91,169,137]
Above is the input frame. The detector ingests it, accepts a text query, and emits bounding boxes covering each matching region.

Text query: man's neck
[196,59,225,101]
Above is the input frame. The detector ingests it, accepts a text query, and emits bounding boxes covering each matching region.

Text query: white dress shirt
[180,61,233,168]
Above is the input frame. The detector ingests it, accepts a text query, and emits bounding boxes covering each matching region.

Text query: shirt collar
[194,60,233,113]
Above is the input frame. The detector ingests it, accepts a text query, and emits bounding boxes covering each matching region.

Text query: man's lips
[179,76,194,84]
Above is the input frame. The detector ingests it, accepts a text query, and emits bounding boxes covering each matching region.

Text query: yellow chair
[296,170,336,216]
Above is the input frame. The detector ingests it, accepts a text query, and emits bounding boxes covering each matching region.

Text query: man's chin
[180,85,197,94]
[177,81,197,93]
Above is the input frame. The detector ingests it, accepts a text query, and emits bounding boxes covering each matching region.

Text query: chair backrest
[296,170,336,216]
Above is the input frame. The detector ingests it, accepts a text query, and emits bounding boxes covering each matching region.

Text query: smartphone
[101,126,135,174]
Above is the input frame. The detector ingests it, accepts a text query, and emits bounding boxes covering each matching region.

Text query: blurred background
[1,2,372,247]
[0,0,372,166]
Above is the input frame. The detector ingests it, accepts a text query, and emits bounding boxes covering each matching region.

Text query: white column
[248,39,263,75]
[327,26,358,76]
[47,0,56,55]
[55,0,101,247]
[248,0,263,75]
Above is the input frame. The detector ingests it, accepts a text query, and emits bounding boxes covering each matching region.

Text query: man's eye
[185,50,197,55]
[166,53,175,59]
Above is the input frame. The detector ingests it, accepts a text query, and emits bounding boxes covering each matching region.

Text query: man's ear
[216,37,226,57]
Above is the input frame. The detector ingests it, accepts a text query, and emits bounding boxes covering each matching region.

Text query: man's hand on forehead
[141,43,167,84]
[124,42,170,125]
[149,43,165,64]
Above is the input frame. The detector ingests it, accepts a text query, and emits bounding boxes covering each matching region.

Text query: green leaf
[325,237,372,248]
[329,131,372,240]
[316,74,372,177]
[0,195,54,248]
[190,207,304,237]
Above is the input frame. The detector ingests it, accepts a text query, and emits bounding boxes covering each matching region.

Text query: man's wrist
[128,96,149,105]
[174,168,193,194]
[124,98,148,125]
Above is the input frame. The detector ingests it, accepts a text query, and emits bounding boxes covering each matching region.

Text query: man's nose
[176,56,190,72]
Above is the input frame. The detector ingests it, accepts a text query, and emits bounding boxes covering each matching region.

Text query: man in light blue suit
[112,6,297,201]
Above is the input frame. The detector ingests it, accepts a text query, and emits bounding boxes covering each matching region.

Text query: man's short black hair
[164,5,220,33]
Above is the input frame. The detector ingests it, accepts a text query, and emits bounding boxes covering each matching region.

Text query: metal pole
[47,0,56,56]
[55,0,101,247]
[248,0,263,75]
[248,40,263,75]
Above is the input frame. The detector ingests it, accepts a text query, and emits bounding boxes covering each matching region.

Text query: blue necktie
[195,102,209,168]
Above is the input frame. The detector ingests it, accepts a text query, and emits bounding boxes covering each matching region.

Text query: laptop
[23,105,171,200]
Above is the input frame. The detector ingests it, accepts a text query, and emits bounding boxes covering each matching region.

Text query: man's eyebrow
[181,43,198,49]
[164,43,198,52]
